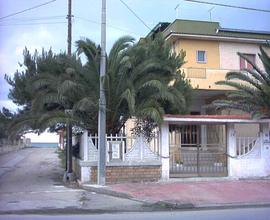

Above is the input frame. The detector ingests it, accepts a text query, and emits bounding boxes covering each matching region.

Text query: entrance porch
[160,114,270,180]
[74,114,270,184]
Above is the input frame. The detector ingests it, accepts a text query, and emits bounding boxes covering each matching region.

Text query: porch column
[200,108,207,147]
[200,125,207,147]
[160,122,170,180]
[226,123,236,177]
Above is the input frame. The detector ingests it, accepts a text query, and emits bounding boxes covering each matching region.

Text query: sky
[0,0,270,111]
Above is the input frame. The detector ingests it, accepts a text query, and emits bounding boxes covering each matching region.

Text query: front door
[169,124,227,177]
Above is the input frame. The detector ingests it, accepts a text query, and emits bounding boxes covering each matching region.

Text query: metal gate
[169,125,227,177]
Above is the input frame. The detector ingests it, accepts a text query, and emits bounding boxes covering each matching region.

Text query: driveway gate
[169,125,227,177]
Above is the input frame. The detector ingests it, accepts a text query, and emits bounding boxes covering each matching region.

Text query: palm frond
[225,71,262,90]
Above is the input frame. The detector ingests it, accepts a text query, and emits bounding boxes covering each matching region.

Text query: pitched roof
[160,19,270,42]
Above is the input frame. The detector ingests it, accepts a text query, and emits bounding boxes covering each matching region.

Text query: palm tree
[7,35,192,138]
[211,47,270,118]
[76,36,135,134]
[124,35,190,124]
[76,34,192,135]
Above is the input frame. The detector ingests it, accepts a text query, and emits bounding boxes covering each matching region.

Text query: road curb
[151,200,270,211]
[1,203,270,215]
[78,181,133,200]
[77,181,270,212]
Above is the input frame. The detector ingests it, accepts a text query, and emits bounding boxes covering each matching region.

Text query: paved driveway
[0,147,143,213]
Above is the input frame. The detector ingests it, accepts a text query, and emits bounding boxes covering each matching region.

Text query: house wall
[235,124,260,137]
[175,39,270,91]
[174,39,220,69]
[219,42,270,70]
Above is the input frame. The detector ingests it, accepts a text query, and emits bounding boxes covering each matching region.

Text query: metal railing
[236,136,258,156]
[88,133,160,161]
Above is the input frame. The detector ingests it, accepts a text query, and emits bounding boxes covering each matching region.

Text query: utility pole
[98,0,106,185]
[67,0,72,55]
[175,4,180,19]
[64,0,74,182]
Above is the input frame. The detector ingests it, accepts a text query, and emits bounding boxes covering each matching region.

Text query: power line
[184,0,270,13]
[0,15,66,23]
[119,0,151,30]
[75,16,99,25]
[75,16,141,36]
[0,14,141,36]
[0,0,57,21]
[0,21,67,27]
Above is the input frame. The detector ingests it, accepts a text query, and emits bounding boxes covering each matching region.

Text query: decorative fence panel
[236,136,259,157]
[87,133,161,162]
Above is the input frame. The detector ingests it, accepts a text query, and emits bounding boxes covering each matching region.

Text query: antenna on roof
[208,6,215,21]
[175,4,180,19]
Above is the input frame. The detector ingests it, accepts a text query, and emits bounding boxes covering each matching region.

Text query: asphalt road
[1,207,270,220]
[0,148,143,213]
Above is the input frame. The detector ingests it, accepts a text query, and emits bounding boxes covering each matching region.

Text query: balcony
[181,67,236,90]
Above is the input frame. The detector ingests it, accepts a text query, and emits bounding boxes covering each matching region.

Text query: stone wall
[0,138,30,155]
[90,165,161,184]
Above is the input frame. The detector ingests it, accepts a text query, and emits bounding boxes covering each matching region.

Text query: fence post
[160,122,170,180]
[226,123,236,177]
[196,144,200,176]
[82,130,88,161]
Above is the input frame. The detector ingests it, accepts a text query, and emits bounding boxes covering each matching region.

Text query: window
[197,50,206,63]
[240,53,255,70]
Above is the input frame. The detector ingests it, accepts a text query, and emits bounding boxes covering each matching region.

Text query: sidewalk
[83,178,270,209]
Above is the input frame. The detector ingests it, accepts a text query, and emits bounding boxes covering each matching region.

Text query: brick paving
[108,179,270,206]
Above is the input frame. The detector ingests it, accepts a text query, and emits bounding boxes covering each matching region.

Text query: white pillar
[160,122,170,180]
[200,125,207,147]
[82,130,89,161]
[79,130,90,183]
[200,108,207,147]
[260,123,270,174]
[260,123,269,138]
[226,123,236,177]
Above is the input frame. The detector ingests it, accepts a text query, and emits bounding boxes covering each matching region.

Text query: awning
[163,114,270,125]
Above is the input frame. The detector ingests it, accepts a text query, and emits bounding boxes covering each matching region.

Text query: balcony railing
[181,67,237,90]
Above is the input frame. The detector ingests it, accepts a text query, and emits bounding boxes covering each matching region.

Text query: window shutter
[247,54,255,70]
[240,56,245,70]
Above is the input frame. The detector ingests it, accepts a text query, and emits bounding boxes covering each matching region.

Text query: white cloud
[0,26,65,106]
[14,26,58,56]
[0,99,20,111]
